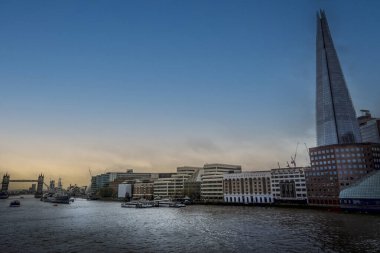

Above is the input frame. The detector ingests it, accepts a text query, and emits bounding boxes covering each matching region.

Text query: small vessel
[121,202,138,208]
[9,200,20,207]
[41,191,70,204]
[155,198,186,208]
[0,191,9,199]
[121,199,156,208]
[136,202,154,208]
[172,203,186,208]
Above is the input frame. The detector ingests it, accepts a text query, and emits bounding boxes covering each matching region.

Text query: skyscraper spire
[316,10,362,146]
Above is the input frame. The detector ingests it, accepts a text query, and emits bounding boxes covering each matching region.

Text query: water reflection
[0,196,379,253]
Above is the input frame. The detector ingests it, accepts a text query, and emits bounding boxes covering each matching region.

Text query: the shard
[316,10,362,146]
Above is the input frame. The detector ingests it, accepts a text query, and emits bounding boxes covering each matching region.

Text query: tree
[99,187,114,198]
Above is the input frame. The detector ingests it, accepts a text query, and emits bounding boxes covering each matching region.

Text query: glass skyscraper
[316,10,362,146]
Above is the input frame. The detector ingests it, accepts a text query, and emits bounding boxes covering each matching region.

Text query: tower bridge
[0,173,45,199]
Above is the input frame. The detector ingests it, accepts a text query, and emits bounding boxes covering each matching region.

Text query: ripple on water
[1,197,380,253]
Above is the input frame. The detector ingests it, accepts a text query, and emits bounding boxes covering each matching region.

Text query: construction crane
[304,143,311,166]
[290,142,299,168]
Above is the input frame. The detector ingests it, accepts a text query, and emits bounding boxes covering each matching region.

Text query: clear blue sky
[1,0,380,185]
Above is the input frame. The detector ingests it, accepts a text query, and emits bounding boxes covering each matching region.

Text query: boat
[172,203,186,208]
[41,191,70,204]
[9,200,20,207]
[121,202,138,208]
[136,202,154,208]
[0,191,9,199]
[86,194,99,200]
[121,200,156,208]
[156,198,186,208]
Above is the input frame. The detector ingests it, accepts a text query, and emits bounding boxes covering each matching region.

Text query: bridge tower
[0,174,10,199]
[1,173,10,192]
[35,174,44,198]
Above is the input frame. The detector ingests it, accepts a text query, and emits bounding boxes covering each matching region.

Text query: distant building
[357,110,380,143]
[271,167,307,204]
[223,171,272,204]
[306,143,380,207]
[133,181,154,200]
[154,166,202,199]
[91,170,173,194]
[339,170,380,213]
[183,168,204,201]
[118,183,132,199]
[201,164,241,202]
[49,180,55,190]
[30,184,36,193]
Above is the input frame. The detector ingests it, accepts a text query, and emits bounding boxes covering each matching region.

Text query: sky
[1,0,380,188]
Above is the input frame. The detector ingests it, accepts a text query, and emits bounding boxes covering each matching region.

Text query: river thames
[0,196,379,253]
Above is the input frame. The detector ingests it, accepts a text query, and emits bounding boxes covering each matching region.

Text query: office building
[358,110,380,143]
[271,167,307,203]
[91,170,173,194]
[201,164,241,202]
[316,10,361,146]
[133,181,154,200]
[339,170,380,213]
[223,171,272,204]
[306,143,380,206]
[153,166,202,199]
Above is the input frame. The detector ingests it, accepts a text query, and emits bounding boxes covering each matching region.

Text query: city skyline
[1,1,380,186]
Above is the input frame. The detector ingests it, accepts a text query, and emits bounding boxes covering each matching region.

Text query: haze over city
[1,0,380,187]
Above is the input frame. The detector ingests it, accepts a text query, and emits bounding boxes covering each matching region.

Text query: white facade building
[270,167,308,203]
[201,164,241,202]
[223,171,273,204]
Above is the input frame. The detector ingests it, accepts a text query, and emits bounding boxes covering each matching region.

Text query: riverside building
[133,180,154,200]
[339,170,380,213]
[306,143,380,206]
[223,171,272,204]
[153,166,202,199]
[201,164,241,202]
[91,170,173,195]
[271,167,307,203]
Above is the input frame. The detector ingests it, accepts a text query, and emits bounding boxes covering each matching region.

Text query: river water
[0,196,379,253]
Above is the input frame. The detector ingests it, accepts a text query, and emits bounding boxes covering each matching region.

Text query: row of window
[311,166,336,170]
[272,175,303,179]
[225,196,272,203]
[307,170,368,177]
[273,193,307,197]
[272,179,303,182]
[311,155,335,160]
[311,147,373,155]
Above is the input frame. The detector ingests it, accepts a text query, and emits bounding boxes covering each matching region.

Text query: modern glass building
[339,170,380,212]
[316,10,362,146]
[357,110,380,143]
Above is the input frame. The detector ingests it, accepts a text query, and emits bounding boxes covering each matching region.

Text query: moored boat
[9,200,20,207]
[0,191,9,199]
[121,202,138,208]
[41,191,70,204]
